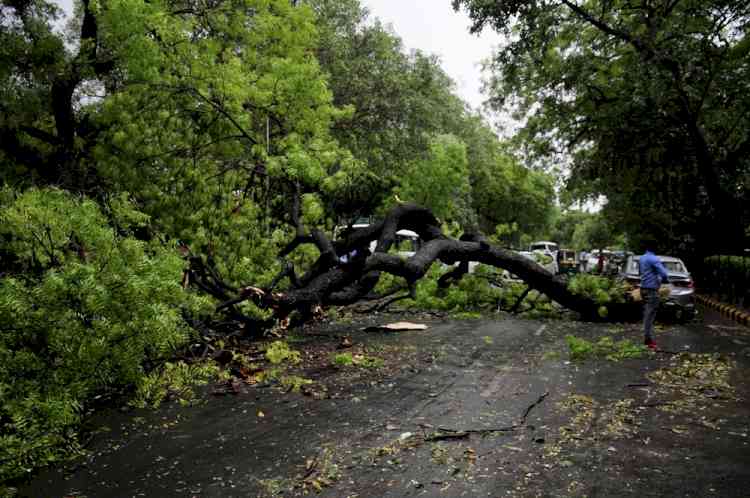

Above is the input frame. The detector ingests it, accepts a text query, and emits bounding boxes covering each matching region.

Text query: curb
[695,294,750,327]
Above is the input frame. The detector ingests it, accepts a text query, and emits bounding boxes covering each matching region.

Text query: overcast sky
[361,0,502,112]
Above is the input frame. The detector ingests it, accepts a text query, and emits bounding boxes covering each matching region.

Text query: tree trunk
[191,204,620,333]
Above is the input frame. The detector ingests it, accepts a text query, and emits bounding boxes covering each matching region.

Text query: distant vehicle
[392,229,421,258]
[349,220,421,258]
[529,241,559,254]
[610,250,632,273]
[529,241,559,274]
[620,254,695,322]
[557,249,578,275]
[587,249,615,274]
[519,250,558,274]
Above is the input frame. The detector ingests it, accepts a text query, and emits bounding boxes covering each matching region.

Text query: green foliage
[394,134,471,221]
[309,0,469,217]
[408,265,504,313]
[702,255,750,304]
[0,0,596,488]
[279,375,313,393]
[265,341,302,365]
[131,361,224,409]
[332,352,354,366]
[454,311,482,320]
[0,188,208,483]
[331,352,384,369]
[566,335,647,362]
[571,213,622,253]
[89,0,345,288]
[567,274,628,315]
[531,252,553,265]
[355,355,385,369]
[455,0,750,256]
[465,120,556,243]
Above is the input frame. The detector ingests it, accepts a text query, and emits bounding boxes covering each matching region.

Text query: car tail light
[673,280,693,288]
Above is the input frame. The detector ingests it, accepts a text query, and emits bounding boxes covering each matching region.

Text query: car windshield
[627,259,639,273]
[629,258,686,274]
[531,243,557,252]
[662,261,686,273]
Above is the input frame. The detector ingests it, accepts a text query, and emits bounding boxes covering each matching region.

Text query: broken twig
[520,391,549,424]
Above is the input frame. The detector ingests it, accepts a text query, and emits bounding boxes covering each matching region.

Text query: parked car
[519,250,558,274]
[620,254,695,321]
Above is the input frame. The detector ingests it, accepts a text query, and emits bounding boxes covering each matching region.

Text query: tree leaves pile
[0,189,211,483]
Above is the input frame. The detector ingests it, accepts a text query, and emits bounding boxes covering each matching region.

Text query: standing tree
[453,0,750,258]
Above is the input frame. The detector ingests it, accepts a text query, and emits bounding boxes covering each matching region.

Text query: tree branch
[560,0,649,54]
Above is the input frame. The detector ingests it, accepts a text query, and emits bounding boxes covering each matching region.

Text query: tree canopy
[0,0,566,483]
[454,0,750,258]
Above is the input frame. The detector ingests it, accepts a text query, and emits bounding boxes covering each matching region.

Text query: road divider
[695,294,750,327]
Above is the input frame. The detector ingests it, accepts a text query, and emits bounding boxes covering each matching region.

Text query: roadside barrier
[695,294,750,327]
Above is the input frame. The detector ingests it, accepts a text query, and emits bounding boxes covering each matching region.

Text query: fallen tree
[188,203,628,333]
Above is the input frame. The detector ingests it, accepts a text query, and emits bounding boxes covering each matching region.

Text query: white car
[350,222,421,258]
[529,241,559,254]
[519,250,558,274]
[529,241,559,274]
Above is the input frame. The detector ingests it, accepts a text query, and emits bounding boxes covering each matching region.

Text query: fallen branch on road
[425,425,519,441]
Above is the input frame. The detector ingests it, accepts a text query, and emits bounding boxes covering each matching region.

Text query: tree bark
[191,203,617,331]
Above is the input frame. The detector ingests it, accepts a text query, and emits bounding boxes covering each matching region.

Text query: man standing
[639,239,669,350]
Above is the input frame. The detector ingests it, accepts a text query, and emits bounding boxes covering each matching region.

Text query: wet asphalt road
[22,307,750,498]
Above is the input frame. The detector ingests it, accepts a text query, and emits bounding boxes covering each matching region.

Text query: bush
[265,341,302,365]
[407,264,504,312]
[331,352,384,369]
[567,273,628,317]
[567,274,627,305]
[702,255,750,305]
[130,361,224,409]
[0,188,210,484]
[565,335,647,361]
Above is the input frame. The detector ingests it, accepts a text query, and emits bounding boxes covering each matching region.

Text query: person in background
[639,238,669,350]
[578,250,588,273]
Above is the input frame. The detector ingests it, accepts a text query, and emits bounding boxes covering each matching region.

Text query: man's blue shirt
[639,251,669,289]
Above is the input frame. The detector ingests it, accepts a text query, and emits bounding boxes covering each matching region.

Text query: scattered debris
[363,321,429,332]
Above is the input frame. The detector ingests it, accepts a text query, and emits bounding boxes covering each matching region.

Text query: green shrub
[565,335,596,361]
[265,341,302,365]
[703,255,750,304]
[0,188,210,484]
[565,335,647,361]
[407,264,504,313]
[332,352,354,366]
[355,355,385,369]
[279,375,313,393]
[331,352,384,368]
[131,360,224,409]
[567,274,628,317]
[567,274,627,305]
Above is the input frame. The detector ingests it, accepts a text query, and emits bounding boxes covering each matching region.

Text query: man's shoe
[644,339,658,350]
